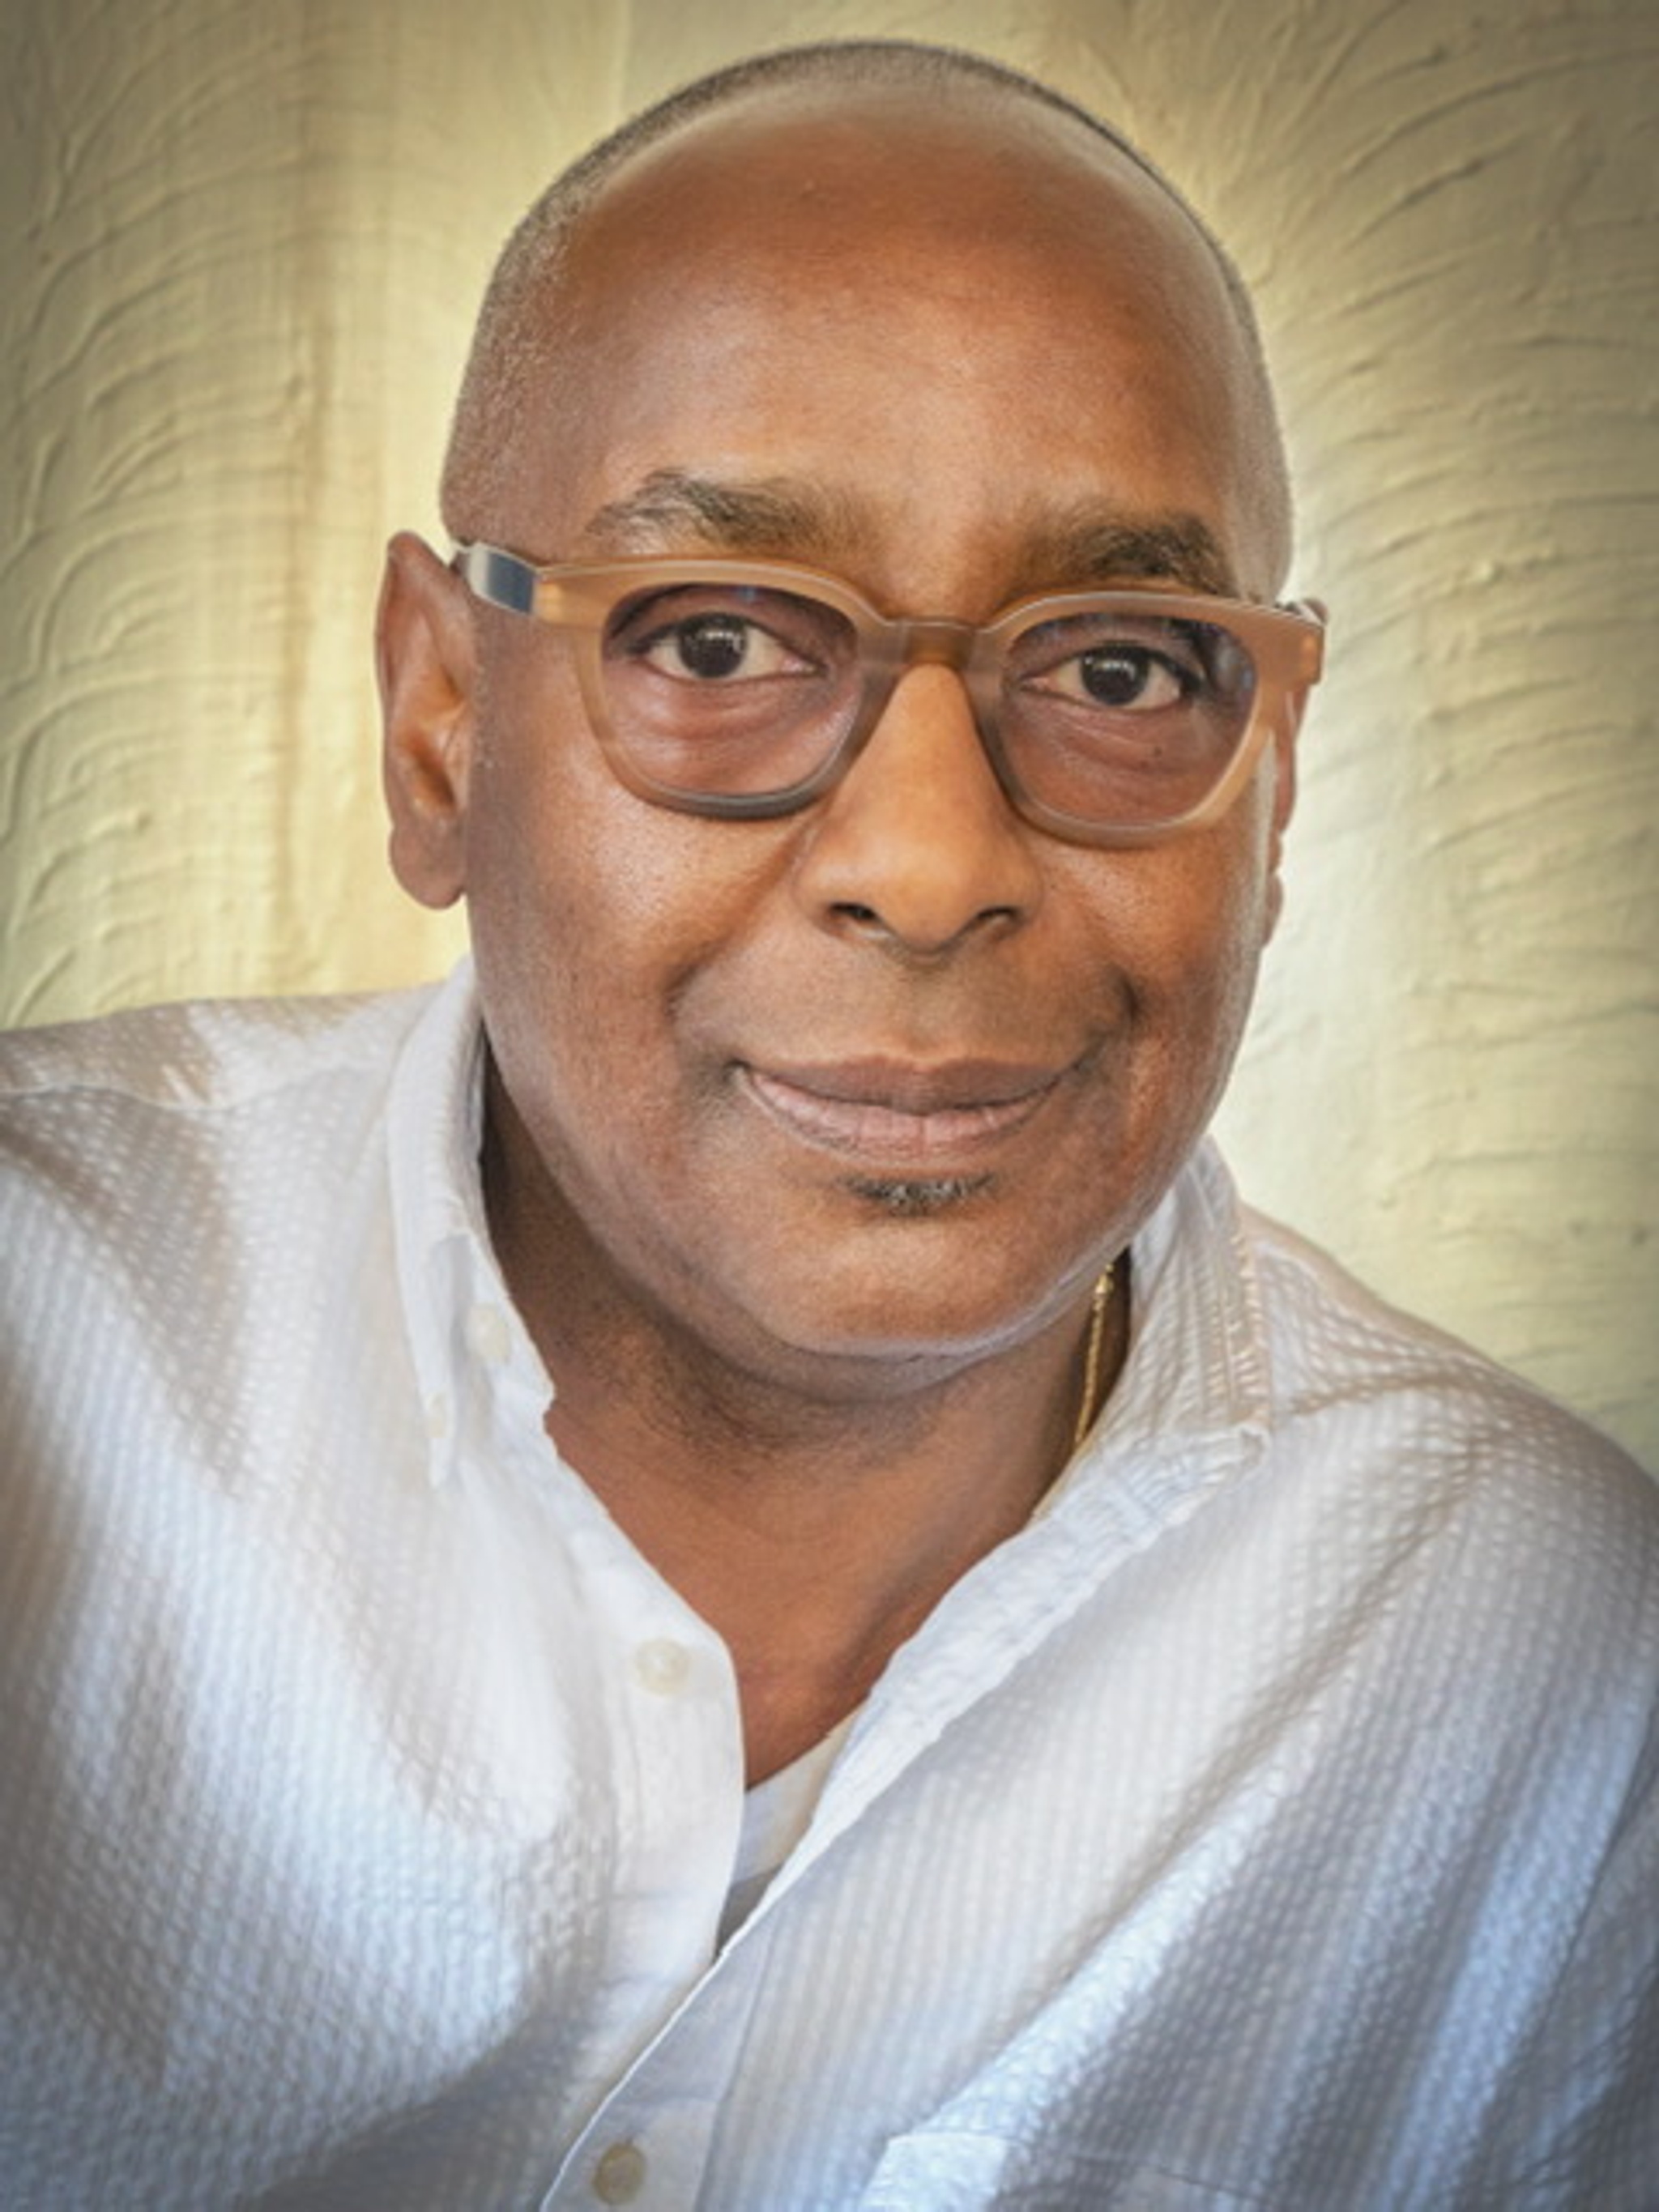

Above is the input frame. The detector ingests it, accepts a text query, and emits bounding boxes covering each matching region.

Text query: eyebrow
[579,472,867,562]
[577,469,1238,599]
[1010,507,1237,599]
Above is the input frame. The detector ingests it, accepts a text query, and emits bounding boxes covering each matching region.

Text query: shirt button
[465,1302,512,1365]
[592,2140,647,2204]
[632,1639,692,1696]
[424,1393,450,1441]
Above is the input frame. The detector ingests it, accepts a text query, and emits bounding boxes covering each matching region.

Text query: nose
[791,663,1043,956]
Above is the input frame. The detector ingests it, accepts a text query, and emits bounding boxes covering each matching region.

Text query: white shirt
[2,965,1655,2211]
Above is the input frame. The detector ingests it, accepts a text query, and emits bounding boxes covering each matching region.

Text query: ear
[1260,638,1320,944]
[377,531,480,910]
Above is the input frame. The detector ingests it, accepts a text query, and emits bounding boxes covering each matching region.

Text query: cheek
[1097,791,1277,1115]
[460,705,642,1087]
[459,699,777,1129]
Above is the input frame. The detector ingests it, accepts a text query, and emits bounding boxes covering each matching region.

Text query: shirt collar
[386,958,553,1489]
[1043,1137,1273,1544]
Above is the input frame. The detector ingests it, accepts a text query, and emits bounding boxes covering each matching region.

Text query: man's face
[386,90,1307,1399]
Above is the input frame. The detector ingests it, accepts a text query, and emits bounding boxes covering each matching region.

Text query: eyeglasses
[454,542,1324,847]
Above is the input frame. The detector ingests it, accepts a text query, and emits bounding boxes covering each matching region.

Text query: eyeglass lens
[598,579,1259,825]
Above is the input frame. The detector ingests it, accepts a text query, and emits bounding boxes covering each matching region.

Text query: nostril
[831,897,1021,948]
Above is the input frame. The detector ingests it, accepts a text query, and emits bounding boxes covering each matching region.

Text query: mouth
[738,1055,1063,1167]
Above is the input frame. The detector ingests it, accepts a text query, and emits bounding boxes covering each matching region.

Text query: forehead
[511,84,1279,601]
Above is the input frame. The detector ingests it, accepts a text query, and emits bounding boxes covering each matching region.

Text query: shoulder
[1242,1195,1646,1470]
[0,986,433,1119]
[0,985,440,1187]
[0,984,447,1319]
[1236,1192,1657,1630]
[0,981,475,1524]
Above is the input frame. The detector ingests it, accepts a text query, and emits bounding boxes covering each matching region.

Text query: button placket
[546,2088,731,2212]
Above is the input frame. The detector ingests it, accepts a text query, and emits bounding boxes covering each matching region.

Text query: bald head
[441,40,1292,583]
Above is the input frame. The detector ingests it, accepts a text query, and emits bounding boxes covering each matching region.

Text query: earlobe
[377,531,479,910]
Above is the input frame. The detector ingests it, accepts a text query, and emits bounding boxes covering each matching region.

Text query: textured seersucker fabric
[1,963,1655,2210]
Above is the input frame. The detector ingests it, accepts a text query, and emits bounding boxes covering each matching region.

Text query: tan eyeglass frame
[454,541,1324,847]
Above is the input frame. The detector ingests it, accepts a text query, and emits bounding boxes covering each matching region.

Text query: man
[2,39,1653,2211]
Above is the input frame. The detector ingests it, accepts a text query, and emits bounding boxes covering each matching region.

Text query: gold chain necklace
[1070,1262,1116,1454]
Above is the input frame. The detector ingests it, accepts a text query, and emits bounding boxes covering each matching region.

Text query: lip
[739,1055,1063,1164]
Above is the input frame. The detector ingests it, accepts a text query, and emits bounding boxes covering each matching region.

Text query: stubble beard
[843,1173,992,1219]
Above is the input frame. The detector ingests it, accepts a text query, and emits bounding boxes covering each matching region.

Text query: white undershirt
[719,1714,859,1946]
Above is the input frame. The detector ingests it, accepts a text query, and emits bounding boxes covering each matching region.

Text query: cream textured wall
[3,0,1654,1466]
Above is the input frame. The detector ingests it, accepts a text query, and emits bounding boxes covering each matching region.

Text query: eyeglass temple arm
[454,543,539,615]
[1282,599,1327,681]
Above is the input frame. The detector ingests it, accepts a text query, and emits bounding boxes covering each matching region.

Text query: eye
[640,612,808,681]
[1038,641,1192,712]
[616,588,832,684]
